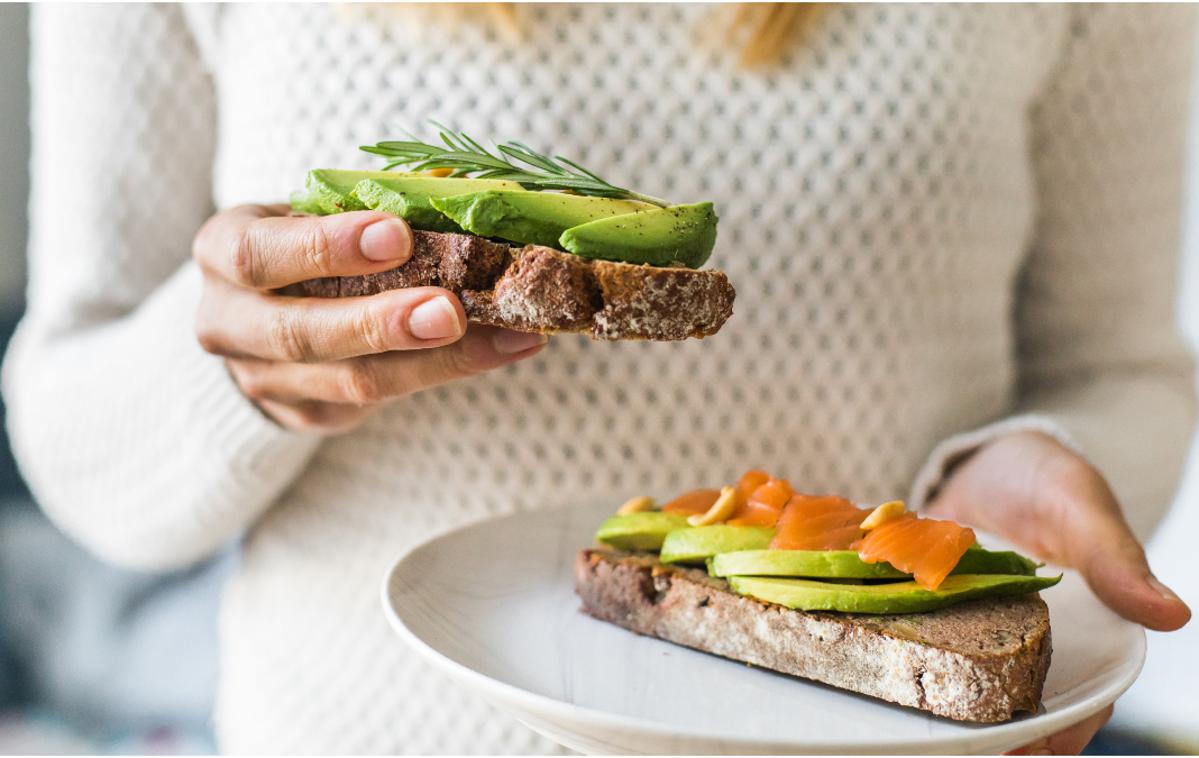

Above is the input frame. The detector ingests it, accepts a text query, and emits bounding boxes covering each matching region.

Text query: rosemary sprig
[360,122,669,207]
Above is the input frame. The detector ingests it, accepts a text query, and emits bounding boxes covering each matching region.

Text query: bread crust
[286,231,735,340]
[574,549,1052,723]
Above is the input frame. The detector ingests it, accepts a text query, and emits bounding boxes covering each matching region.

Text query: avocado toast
[575,472,1060,723]
[287,127,734,340]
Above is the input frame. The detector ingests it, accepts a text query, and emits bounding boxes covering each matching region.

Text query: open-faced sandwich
[287,125,734,340]
[575,470,1061,723]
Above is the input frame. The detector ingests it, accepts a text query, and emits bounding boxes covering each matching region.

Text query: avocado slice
[294,169,528,221]
[659,525,775,565]
[289,189,326,216]
[297,169,401,215]
[430,190,654,249]
[560,202,718,268]
[955,547,1040,576]
[710,546,1039,579]
[595,512,691,552]
[355,177,527,232]
[712,550,909,579]
[729,573,1062,614]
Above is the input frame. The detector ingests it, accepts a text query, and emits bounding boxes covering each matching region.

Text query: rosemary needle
[360,121,670,208]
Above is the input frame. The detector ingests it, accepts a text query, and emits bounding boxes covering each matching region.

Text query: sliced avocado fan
[291,171,719,268]
[592,512,1054,612]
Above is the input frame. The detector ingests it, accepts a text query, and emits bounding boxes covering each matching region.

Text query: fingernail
[359,218,412,262]
[1031,748,1053,756]
[1148,575,1183,604]
[492,329,548,355]
[407,296,462,340]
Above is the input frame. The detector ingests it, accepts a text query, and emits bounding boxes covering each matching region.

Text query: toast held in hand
[287,230,735,341]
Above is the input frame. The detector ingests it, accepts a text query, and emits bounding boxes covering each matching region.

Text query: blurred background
[0,11,224,754]
[0,4,1197,755]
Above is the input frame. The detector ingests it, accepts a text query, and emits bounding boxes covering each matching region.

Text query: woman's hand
[926,430,1191,755]
[193,204,547,433]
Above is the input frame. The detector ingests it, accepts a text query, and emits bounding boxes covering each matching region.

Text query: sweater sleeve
[2,4,321,571]
[910,5,1199,538]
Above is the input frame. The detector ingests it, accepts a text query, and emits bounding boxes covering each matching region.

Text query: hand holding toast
[928,430,1191,754]
[192,204,547,433]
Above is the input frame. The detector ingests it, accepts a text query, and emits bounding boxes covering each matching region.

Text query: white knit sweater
[6,3,1197,754]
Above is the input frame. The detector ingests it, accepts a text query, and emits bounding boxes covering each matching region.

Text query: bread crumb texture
[576,550,1051,722]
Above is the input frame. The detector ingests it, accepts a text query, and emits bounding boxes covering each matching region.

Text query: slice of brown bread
[286,230,735,341]
[575,548,1053,723]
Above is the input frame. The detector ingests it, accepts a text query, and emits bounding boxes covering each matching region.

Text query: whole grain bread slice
[575,548,1052,723]
[286,230,735,341]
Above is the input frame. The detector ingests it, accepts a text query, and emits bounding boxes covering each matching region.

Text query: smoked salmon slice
[768,494,872,550]
[733,470,770,504]
[661,488,721,515]
[855,515,976,590]
[728,474,792,527]
[662,471,979,592]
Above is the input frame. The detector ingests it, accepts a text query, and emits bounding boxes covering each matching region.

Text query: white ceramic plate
[382,502,1145,754]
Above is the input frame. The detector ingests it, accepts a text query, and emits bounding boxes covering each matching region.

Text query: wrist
[911,416,1086,512]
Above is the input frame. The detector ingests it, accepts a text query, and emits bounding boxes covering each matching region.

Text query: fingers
[194,205,413,289]
[192,204,553,436]
[1077,528,1191,632]
[1005,705,1113,755]
[1050,465,1192,632]
[255,399,373,436]
[929,432,1191,632]
[228,326,549,407]
[197,283,468,362]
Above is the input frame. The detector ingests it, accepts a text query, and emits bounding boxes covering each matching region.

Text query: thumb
[1071,511,1191,632]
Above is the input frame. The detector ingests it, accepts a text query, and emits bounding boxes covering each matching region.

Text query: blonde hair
[354,3,823,69]
[722,3,825,68]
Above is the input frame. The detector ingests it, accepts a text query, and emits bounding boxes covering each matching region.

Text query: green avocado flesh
[430,190,654,249]
[594,512,691,551]
[728,574,1062,614]
[560,202,719,269]
[658,525,775,564]
[289,190,325,216]
[607,517,1039,579]
[354,176,526,232]
[296,169,398,215]
[953,547,1040,575]
[292,169,719,267]
[712,550,909,579]
[291,170,527,224]
[709,546,1039,579]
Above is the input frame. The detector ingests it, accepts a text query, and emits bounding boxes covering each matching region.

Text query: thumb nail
[1147,575,1183,604]
[407,296,463,340]
[359,218,412,262]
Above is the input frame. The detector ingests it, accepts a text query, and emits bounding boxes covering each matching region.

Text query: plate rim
[381,506,1147,753]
